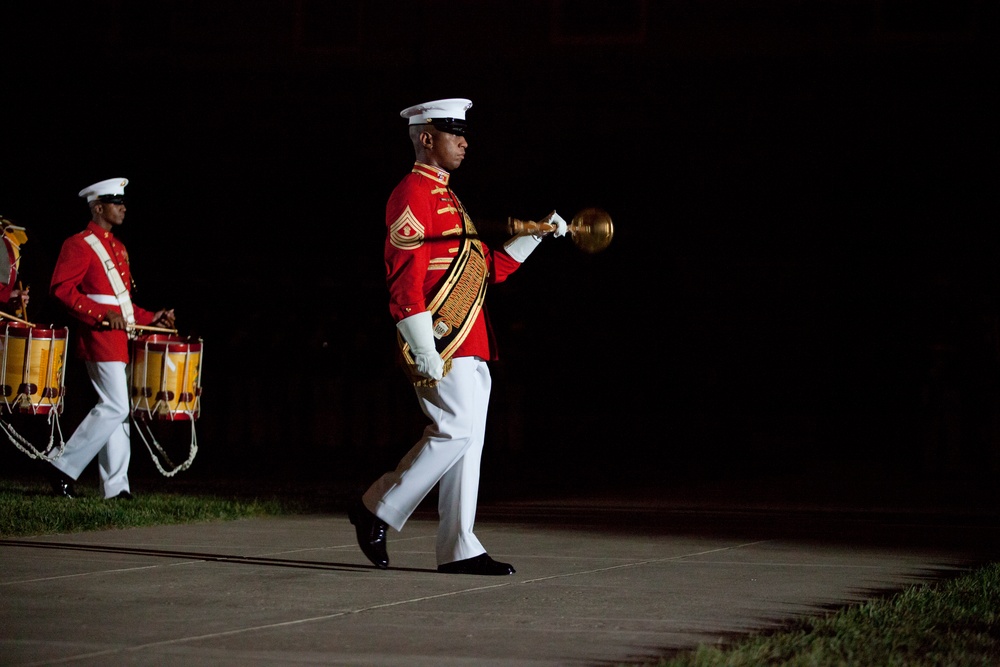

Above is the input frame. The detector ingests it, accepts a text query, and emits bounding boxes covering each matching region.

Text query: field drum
[0,322,68,415]
[130,334,202,421]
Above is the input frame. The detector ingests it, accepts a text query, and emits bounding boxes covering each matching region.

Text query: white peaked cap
[78,177,129,202]
[400,98,472,135]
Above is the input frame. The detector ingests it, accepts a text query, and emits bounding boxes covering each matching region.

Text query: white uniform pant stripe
[364,356,491,565]
[51,361,131,499]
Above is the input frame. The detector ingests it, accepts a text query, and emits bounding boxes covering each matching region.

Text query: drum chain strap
[131,414,198,476]
[0,411,67,461]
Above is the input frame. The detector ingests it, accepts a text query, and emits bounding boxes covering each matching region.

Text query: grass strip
[0,478,308,537]
[640,562,1000,666]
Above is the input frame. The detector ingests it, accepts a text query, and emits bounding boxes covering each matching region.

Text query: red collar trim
[411,162,450,186]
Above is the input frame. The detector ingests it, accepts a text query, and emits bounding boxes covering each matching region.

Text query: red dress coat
[385,162,524,362]
[50,221,156,363]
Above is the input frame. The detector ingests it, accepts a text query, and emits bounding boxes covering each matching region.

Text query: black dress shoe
[48,466,76,499]
[112,490,133,500]
[348,500,389,569]
[438,553,515,576]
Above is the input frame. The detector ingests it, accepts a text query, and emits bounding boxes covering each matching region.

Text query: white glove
[396,311,444,381]
[548,211,568,238]
[503,234,543,262]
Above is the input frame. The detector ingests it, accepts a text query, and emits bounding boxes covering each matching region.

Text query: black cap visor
[431,118,467,136]
[96,195,126,205]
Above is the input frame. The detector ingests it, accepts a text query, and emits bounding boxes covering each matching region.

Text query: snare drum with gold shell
[130,334,202,421]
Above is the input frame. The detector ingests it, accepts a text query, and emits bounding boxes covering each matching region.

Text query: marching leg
[52,361,131,498]
[436,358,490,565]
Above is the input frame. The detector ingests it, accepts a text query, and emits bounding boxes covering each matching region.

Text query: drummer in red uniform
[45,177,175,499]
[348,98,569,575]
[0,216,30,315]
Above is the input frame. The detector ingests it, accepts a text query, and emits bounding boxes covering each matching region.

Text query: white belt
[88,294,119,305]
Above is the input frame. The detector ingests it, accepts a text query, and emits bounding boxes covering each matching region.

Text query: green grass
[4,477,1000,666]
[0,477,311,537]
[638,562,1000,666]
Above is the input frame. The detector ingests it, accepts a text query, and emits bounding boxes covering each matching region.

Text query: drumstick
[130,323,179,334]
[100,321,179,334]
[0,310,35,327]
[16,281,26,319]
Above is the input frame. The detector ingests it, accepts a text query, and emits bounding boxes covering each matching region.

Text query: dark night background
[1,1,996,502]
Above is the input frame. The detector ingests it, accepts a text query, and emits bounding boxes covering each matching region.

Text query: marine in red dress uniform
[0,217,29,313]
[46,177,174,501]
[349,98,567,576]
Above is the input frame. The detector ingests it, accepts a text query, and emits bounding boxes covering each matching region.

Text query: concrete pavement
[3,483,1000,667]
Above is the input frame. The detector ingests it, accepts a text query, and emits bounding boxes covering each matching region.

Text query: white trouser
[51,361,131,499]
[364,356,491,565]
